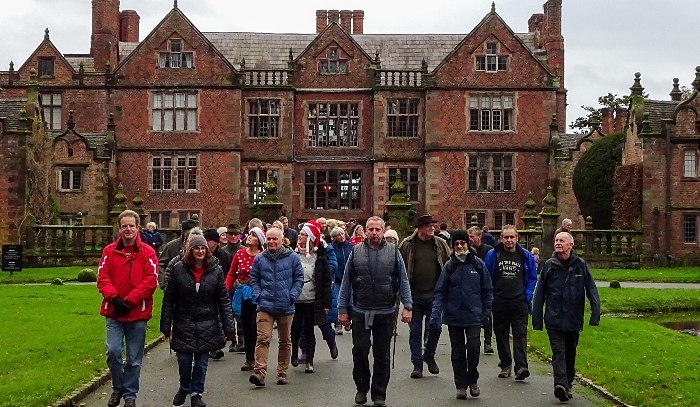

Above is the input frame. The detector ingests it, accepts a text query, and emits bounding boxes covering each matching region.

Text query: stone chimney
[600,108,613,134]
[91,0,120,71]
[614,108,627,132]
[119,10,140,42]
[352,10,364,34]
[340,10,352,32]
[528,13,543,33]
[542,0,563,85]
[316,10,327,33]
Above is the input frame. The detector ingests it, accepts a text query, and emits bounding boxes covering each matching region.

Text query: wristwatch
[404,306,412,311]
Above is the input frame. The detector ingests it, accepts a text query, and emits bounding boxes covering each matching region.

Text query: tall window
[159,39,193,68]
[248,99,280,138]
[465,212,486,228]
[39,57,54,77]
[470,94,514,131]
[319,47,348,74]
[388,167,419,201]
[307,103,359,147]
[305,170,362,210]
[149,211,172,229]
[494,211,516,230]
[468,153,514,192]
[684,215,697,243]
[387,99,419,138]
[151,153,199,192]
[684,150,698,178]
[475,42,508,72]
[41,93,62,130]
[152,92,197,131]
[248,169,278,205]
[58,168,82,191]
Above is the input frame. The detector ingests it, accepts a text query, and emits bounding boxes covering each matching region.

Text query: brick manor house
[0,0,567,238]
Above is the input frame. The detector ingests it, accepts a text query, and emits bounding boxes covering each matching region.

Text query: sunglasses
[454,241,469,247]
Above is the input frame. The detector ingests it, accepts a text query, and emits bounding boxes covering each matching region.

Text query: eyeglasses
[454,241,469,247]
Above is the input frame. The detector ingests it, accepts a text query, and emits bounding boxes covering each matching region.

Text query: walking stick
[391,309,399,369]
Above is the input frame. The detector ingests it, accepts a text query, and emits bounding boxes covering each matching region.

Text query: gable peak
[491,2,496,14]
[44,28,50,41]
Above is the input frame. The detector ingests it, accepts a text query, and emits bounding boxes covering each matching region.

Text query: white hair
[562,218,572,226]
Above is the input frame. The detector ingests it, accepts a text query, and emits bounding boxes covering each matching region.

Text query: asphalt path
[80,321,607,407]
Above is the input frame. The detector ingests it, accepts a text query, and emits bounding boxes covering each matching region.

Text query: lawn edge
[529,347,636,407]
[51,335,165,407]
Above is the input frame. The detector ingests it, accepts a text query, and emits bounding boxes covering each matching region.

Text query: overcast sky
[1,0,698,131]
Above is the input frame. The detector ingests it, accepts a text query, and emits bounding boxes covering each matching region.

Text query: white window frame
[57,168,83,192]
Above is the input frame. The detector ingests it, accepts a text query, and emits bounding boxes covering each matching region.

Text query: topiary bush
[51,278,64,285]
[77,268,97,282]
[573,132,626,229]
[609,280,621,289]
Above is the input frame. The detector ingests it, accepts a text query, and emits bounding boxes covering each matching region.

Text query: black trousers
[492,300,529,371]
[291,302,317,363]
[482,314,493,345]
[241,300,257,362]
[351,312,394,402]
[547,329,580,389]
[448,325,481,389]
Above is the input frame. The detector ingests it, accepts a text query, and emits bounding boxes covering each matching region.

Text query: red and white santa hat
[301,220,322,254]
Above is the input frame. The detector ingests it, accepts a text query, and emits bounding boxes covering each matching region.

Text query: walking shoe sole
[554,385,569,402]
[354,392,367,405]
[249,375,265,387]
[515,369,530,381]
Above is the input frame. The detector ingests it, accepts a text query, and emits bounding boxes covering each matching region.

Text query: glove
[162,331,171,339]
[225,332,236,341]
[481,314,491,327]
[112,297,131,316]
[428,315,441,331]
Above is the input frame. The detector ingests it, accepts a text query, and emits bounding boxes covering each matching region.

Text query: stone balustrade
[376,70,423,87]
[243,70,290,86]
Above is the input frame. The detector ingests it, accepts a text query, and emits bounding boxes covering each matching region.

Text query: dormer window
[319,47,348,74]
[476,42,508,72]
[38,57,55,77]
[159,39,193,69]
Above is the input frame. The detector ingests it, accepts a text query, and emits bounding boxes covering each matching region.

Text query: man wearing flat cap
[222,223,244,257]
[399,214,451,379]
[158,219,197,289]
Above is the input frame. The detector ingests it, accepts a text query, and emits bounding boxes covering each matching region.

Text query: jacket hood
[549,251,582,267]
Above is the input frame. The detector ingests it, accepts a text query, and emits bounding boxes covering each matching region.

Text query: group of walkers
[97,209,600,407]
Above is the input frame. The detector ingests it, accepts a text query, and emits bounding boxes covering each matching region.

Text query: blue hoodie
[483,242,538,311]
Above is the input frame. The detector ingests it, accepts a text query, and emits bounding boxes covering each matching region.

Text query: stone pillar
[520,192,539,230]
[538,185,560,256]
[385,170,412,241]
[257,170,284,225]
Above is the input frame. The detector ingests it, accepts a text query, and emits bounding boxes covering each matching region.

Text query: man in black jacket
[468,226,494,354]
[532,232,600,402]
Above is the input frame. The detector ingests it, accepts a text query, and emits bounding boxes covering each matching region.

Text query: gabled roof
[0,99,26,131]
[17,31,76,75]
[295,22,374,65]
[643,100,677,133]
[64,54,96,73]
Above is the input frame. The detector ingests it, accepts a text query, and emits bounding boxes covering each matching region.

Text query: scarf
[267,246,290,262]
[455,252,468,263]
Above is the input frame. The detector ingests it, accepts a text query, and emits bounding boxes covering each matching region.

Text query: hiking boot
[334,324,344,335]
[468,383,480,397]
[554,385,569,402]
[484,343,494,354]
[410,363,423,379]
[354,391,367,405]
[373,399,386,407]
[107,392,122,407]
[190,395,206,407]
[233,342,245,353]
[498,365,512,378]
[123,399,136,407]
[456,389,467,400]
[423,354,439,374]
[228,342,237,352]
[172,388,188,406]
[276,374,288,385]
[514,367,530,381]
[240,360,253,371]
[290,354,299,367]
[327,335,339,359]
[344,321,352,331]
[305,362,315,373]
[249,373,265,387]
[209,349,224,360]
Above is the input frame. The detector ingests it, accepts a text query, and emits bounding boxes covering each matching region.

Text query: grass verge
[591,267,700,283]
[530,287,700,407]
[0,285,162,407]
[0,267,96,284]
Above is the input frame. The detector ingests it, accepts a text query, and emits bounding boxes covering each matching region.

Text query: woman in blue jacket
[430,230,493,400]
[330,226,353,334]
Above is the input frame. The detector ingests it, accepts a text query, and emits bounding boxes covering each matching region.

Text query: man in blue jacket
[532,232,600,402]
[483,225,537,382]
[248,228,304,387]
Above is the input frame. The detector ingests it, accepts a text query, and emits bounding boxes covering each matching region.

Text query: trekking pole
[391,309,399,369]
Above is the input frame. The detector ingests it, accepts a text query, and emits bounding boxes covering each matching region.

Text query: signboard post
[2,245,23,275]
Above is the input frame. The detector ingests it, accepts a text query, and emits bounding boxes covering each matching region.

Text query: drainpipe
[663,123,672,264]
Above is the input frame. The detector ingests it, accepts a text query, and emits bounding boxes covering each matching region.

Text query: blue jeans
[176,352,209,395]
[408,298,441,364]
[105,319,147,400]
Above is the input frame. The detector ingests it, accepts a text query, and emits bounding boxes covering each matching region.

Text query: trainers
[228,343,237,352]
[232,342,245,353]
[354,391,367,405]
[456,389,467,400]
[172,388,188,406]
[554,385,569,402]
[334,324,344,335]
[276,374,288,385]
[498,365,512,378]
[107,392,122,407]
[249,373,265,387]
[410,363,423,378]
[468,383,480,397]
[304,362,315,373]
[240,360,253,371]
[514,367,530,381]
[423,354,439,374]
[190,395,206,407]
[484,344,494,354]
[123,399,136,407]
[373,399,386,407]
[209,349,224,360]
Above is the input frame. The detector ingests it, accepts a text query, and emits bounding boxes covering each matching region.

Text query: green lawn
[529,287,700,407]
[0,266,95,284]
[591,267,700,283]
[0,285,163,407]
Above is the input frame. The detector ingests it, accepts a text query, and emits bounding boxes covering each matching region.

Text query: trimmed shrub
[609,280,621,289]
[51,278,64,285]
[77,268,97,282]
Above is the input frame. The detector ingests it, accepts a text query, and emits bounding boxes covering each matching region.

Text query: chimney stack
[613,108,627,132]
[340,10,352,32]
[600,108,613,135]
[91,0,121,71]
[119,10,140,42]
[316,10,327,33]
[528,13,543,33]
[328,10,340,26]
[352,10,364,34]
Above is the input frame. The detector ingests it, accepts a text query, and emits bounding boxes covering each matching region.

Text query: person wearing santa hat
[290,220,332,374]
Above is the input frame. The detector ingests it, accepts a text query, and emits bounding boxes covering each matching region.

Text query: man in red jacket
[97,210,158,407]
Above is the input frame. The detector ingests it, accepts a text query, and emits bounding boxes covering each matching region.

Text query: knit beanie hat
[249,227,266,247]
[300,220,322,255]
[384,229,399,242]
[203,228,220,242]
[451,230,470,248]
[217,226,228,236]
[187,227,207,248]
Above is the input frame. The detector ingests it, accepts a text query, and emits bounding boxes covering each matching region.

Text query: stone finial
[640,111,652,134]
[630,72,644,96]
[288,48,294,61]
[549,113,560,150]
[541,185,557,214]
[693,66,700,91]
[190,213,199,224]
[589,110,601,130]
[112,183,127,213]
[44,28,50,41]
[388,169,408,204]
[262,170,279,203]
[491,2,496,13]
[174,0,178,8]
[75,212,84,226]
[421,58,428,72]
[375,50,381,63]
[240,57,246,70]
[67,110,75,130]
[470,214,479,228]
[9,61,14,71]
[585,216,593,230]
[132,190,145,213]
[523,192,537,217]
[669,78,682,101]
[78,61,85,74]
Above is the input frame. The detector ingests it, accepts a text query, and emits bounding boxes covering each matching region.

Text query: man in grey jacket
[158,220,196,288]
[338,216,413,407]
